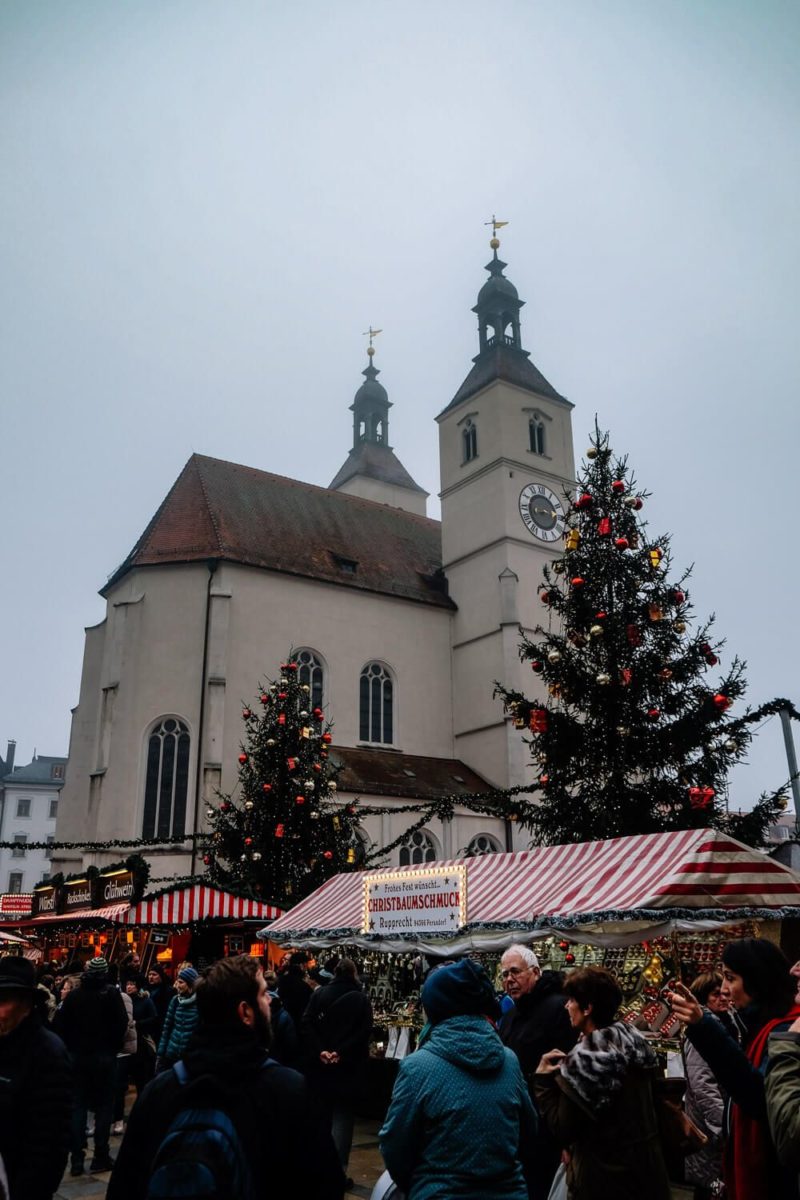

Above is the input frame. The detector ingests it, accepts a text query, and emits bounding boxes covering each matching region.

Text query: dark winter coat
[277,968,314,1027]
[688,1006,800,1200]
[147,982,172,1036]
[534,1022,671,1200]
[302,975,373,1101]
[380,1013,535,1200]
[51,970,128,1058]
[499,970,577,1086]
[157,992,200,1065]
[268,990,300,1068]
[0,1008,73,1200]
[129,991,159,1041]
[105,1021,345,1200]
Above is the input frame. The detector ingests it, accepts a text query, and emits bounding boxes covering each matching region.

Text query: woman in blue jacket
[380,958,536,1200]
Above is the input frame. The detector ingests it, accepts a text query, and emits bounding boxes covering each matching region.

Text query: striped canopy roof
[123,884,282,926]
[262,829,800,952]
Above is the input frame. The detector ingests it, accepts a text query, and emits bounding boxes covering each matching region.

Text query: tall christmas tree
[496,427,787,846]
[203,656,363,908]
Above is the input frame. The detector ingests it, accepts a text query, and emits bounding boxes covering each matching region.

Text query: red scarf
[726,1004,800,1200]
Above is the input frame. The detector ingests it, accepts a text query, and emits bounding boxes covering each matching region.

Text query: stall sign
[32,886,58,916]
[0,893,34,916]
[150,930,169,945]
[363,866,467,936]
[96,869,136,905]
[63,878,93,912]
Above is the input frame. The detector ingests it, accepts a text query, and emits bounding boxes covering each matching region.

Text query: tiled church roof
[329,441,427,493]
[332,746,490,800]
[104,455,453,609]
[441,344,570,415]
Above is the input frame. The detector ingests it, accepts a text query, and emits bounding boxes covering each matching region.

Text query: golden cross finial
[363,326,382,357]
[484,214,509,249]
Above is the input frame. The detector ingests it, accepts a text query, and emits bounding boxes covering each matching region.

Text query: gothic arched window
[399,828,438,866]
[530,418,546,456]
[142,717,190,839]
[466,832,502,856]
[295,649,325,710]
[463,419,478,463]
[359,662,394,744]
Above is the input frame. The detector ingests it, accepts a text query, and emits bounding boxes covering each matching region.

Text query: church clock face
[518,483,566,543]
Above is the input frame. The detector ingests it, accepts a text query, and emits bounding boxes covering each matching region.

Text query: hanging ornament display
[322,733,333,744]
[597,517,612,537]
[566,529,581,551]
[624,496,643,510]
[242,708,252,719]
[673,620,687,634]
[278,713,286,725]
[287,757,297,770]
[648,603,663,622]
[564,952,576,965]
[262,783,272,793]
[649,548,663,568]
[346,848,356,864]
[275,824,285,838]
[295,794,305,805]
[540,590,553,605]
[586,447,598,459]
[615,536,629,550]
[647,707,661,721]
[252,852,262,861]
[260,693,268,704]
[531,660,543,673]
[589,624,604,638]
[571,576,586,588]
[313,707,324,720]
[244,837,253,847]
[238,753,248,765]
[206,808,215,819]
[539,774,550,787]
[672,590,686,605]
[620,668,632,687]
[576,492,593,509]
[724,740,737,753]
[713,693,732,713]
[244,800,254,811]
[220,801,231,812]
[611,480,626,494]
[266,738,276,747]
[596,673,611,685]
[323,850,333,860]
[547,649,562,664]
[552,561,565,574]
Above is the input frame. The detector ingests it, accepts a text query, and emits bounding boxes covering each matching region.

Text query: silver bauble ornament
[596,673,611,685]
[240,854,248,861]
[301,684,310,693]
[586,447,598,459]
[244,800,254,811]
[725,740,737,752]
[329,781,337,791]
[267,738,276,747]
[547,650,562,664]
[590,624,604,638]
[280,677,288,686]
[206,808,215,819]
[300,710,309,718]
[252,852,262,861]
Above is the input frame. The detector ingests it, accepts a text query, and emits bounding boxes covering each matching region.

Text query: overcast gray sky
[2,1,798,814]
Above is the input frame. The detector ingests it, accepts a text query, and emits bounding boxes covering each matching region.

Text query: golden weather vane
[363,326,383,357]
[484,214,509,249]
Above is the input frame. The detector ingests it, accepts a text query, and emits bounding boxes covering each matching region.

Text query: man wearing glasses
[498,945,575,1200]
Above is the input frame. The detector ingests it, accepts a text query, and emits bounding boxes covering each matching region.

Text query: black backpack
[145,1059,271,1200]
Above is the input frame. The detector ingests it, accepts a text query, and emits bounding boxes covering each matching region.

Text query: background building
[53,243,576,883]
[0,751,66,893]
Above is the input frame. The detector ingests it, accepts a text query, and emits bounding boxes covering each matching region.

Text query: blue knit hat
[421,958,501,1026]
[178,966,199,986]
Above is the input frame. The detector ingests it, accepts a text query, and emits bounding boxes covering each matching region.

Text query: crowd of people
[2,936,800,1199]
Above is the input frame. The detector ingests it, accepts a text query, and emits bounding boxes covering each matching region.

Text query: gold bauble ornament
[674,620,687,634]
[586,448,598,459]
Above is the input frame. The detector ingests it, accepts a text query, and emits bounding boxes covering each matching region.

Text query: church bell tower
[437,224,576,792]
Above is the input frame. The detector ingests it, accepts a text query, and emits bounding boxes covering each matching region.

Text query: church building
[54,234,576,883]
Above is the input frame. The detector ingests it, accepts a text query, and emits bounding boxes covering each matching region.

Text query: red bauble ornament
[673,590,686,605]
[323,850,333,860]
[221,801,231,811]
[313,708,324,720]
[242,708,252,719]
[633,497,643,510]
[529,708,549,733]
[705,653,719,666]
[615,536,629,550]
[278,713,286,725]
[539,774,550,787]
[713,693,731,713]
[238,753,248,765]
[611,480,625,494]
[262,783,272,793]
[620,668,632,687]
[312,763,322,772]
[203,855,211,865]
[531,660,543,673]
[322,733,332,744]
[647,707,661,721]
[244,837,253,846]
[540,590,551,605]
[260,693,268,704]
[287,757,297,769]
[559,940,569,951]
[571,576,586,588]
[689,786,715,810]
[595,611,607,620]
[275,824,285,838]
[576,492,593,509]
[597,517,612,537]
[565,953,576,964]
[287,662,298,671]
[295,795,305,805]
[278,692,287,701]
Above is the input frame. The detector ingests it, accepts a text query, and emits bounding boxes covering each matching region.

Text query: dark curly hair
[563,967,622,1028]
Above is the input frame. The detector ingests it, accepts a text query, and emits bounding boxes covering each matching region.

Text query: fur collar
[559,1020,656,1110]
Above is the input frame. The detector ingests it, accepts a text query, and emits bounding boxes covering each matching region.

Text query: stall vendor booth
[262,828,800,1113]
[119,883,283,975]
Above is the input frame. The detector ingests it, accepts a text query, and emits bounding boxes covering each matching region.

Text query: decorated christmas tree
[495,426,787,847]
[203,656,363,907]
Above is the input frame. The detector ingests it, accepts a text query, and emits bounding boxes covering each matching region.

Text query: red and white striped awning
[20,902,131,926]
[123,884,282,926]
[264,829,800,951]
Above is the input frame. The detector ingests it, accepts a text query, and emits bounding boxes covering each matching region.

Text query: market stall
[262,828,800,1105]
